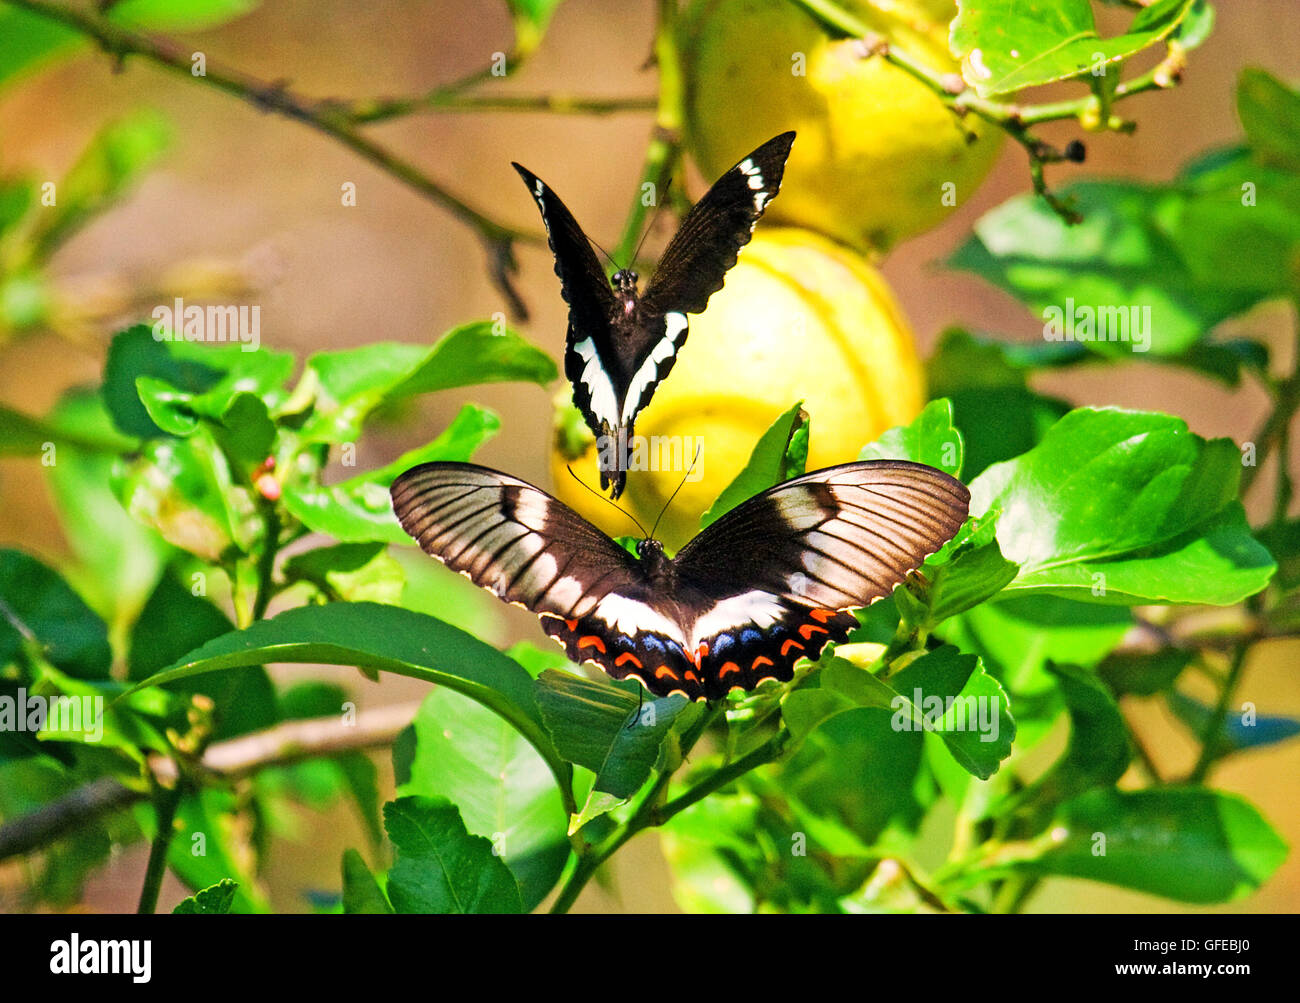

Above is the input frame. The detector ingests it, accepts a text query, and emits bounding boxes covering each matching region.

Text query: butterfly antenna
[565,465,650,539]
[649,443,701,542]
[625,176,674,270]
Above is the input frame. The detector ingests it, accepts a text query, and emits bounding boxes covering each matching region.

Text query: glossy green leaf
[384,796,522,914]
[340,849,392,914]
[394,686,568,911]
[120,601,569,795]
[951,0,1198,97]
[297,323,555,443]
[966,788,1287,903]
[951,183,1262,356]
[969,408,1273,604]
[172,878,239,914]
[164,788,270,913]
[535,669,701,829]
[281,542,405,605]
[911,513,1018,628]
[859,398,964,478]
[282,403,498,543]
[701,401,806,530]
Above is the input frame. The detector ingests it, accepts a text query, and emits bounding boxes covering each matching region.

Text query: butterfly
[513,131,796,500]
[390,459,969,701]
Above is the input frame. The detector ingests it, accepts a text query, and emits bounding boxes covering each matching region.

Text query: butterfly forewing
[390,462,640,619]
[514,132,796,499]
[641,130,796,317]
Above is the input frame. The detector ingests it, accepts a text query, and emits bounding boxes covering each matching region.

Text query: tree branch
[2,0,543,316]
[0,701,420,862]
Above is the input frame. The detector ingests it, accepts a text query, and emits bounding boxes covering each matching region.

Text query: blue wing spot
[712,633,735,656]
[641,635,666,656]
[739,628,762,647]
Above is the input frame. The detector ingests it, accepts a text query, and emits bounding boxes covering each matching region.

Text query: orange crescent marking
[780,639,805,657]
[654,664,678,679]
[799,623,828,641]
[564,618,578,632]
[809,608,834,623]
[684,669,699,682]
[577,635,607,653]
[717,661,741,679]
[751,656,775,670]
[614,652,643,669]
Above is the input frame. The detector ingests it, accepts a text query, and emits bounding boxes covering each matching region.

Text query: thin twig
[0,701,421,862]
[3,0,540,315]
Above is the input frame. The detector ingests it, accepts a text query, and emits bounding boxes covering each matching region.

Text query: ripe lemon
[550,227,925,551]
[679,0,1003,253]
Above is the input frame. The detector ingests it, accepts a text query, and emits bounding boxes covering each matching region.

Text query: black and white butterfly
[390,459,969,702]
[513,131,796,500]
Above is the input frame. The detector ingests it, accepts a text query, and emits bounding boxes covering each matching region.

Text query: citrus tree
[0,0,1294,914]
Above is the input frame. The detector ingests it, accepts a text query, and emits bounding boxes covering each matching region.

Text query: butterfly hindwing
[391,459,971,703]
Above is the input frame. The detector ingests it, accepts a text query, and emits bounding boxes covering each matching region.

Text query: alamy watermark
[890,689,1000,743]
[1043,299,1151,353]
[596,429,704,480]
[151,297,260,352]
[0,688,103,742]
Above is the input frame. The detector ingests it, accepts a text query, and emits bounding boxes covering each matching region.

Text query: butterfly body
[391,458,969,701]
[514,131,796,498]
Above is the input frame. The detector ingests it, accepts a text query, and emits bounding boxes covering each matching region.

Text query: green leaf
[951,0,1198,98]
[1014,662,1131,815]
[1237,68,1300,173]
[966,788,1287,903]
[1097,648,1191,696]
[535,669,702,829]
[119,601,570,795]
[859,398,964,478]
[0,402,136,455]
[0,549,110,680]
[944,595,1131,699]
[112,0,261,32]
[102,324,294,439]
[926,329,1072,477]
[507,0,565,54]
[394,686,568,911]
[128,569,278,741]
[340,849,393,914]
[282,403,499,543]
[951,183,1264,356]
[701,401,806,530]
[110,434,246,560]
[172,878,239,914]
[969,408,1274,604]
[0,8,80,88]
[298,323,555,444]
[164,787,269,912]
[809,647,1015,781]
[910,513,1018,627]
[281,542,405,605]
[383,796,522,914]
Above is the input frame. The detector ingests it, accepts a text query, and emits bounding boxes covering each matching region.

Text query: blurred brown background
[0,0,1296,913]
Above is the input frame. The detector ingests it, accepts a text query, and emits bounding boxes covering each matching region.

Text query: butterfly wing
[512,164,622,441]
[391,462,703,697]
[640,131,795,318]
[670,460,970,698]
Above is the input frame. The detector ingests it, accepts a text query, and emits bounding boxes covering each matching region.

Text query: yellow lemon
[550,227,925,551]
[679,0,1003,253]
